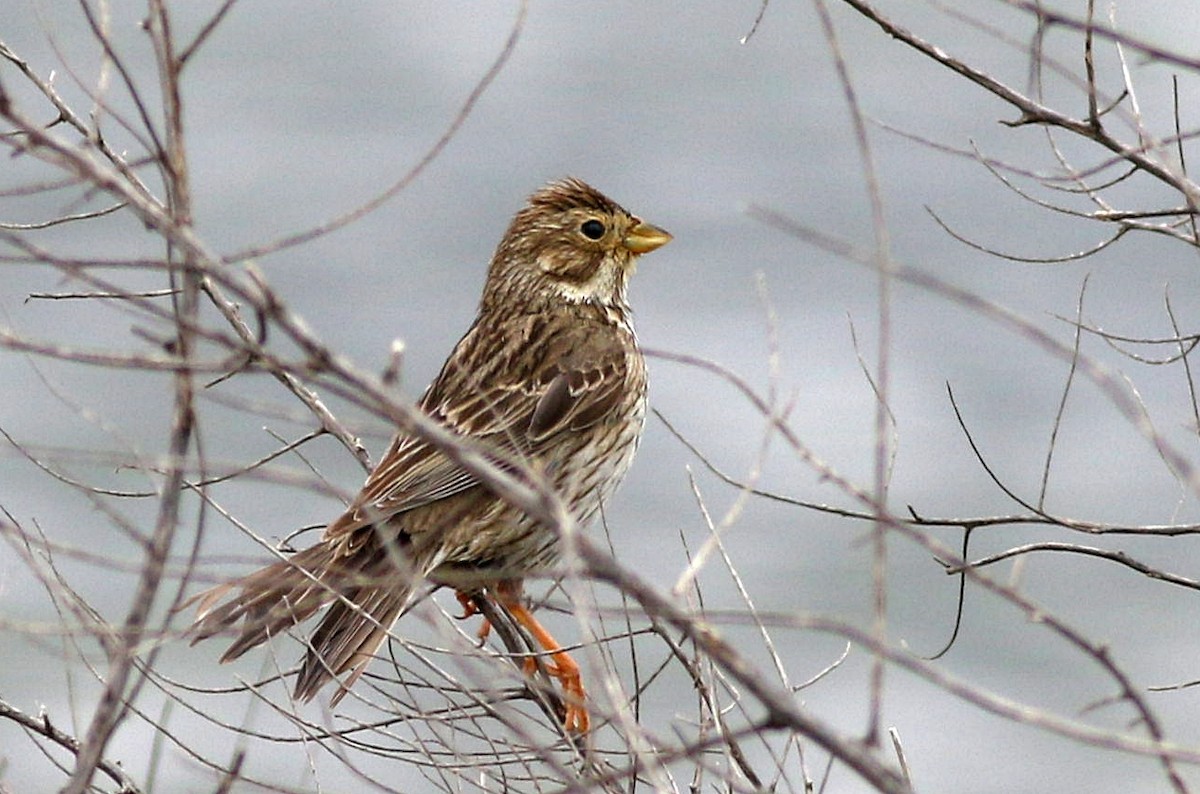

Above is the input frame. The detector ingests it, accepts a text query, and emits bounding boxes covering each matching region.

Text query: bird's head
[483,178,672,312]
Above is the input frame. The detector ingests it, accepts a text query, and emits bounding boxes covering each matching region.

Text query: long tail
[188,539,413,704]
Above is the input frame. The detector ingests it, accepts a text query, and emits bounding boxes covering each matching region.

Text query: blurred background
[4,1,1200,791]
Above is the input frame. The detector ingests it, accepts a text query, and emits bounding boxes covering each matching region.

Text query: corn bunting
[189,178,671,733]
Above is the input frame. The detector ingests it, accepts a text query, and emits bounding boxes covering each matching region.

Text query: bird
[188,178,671,734]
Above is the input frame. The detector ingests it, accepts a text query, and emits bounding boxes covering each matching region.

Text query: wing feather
[324,311,631,540]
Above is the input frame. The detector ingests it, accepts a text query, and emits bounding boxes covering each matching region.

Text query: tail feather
[189,544,339,659]
[295,587,407,703]
[188,537,415,703]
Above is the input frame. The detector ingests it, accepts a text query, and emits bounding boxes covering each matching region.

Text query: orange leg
[494,581,589,734]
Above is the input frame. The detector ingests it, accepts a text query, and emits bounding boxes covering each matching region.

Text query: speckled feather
[189,178,667,704]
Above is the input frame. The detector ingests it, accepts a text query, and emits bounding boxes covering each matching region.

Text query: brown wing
[323,310,632,540]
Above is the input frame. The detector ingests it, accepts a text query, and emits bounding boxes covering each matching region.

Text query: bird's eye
[580,219,606,240]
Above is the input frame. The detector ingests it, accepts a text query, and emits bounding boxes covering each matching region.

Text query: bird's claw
[455,591,492,644]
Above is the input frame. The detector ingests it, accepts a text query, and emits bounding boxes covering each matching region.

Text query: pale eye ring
[580,219,606,240]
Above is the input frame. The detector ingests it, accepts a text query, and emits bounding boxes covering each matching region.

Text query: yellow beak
[623,220,673,254]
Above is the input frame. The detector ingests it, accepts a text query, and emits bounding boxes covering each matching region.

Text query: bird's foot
[455,590,492,644]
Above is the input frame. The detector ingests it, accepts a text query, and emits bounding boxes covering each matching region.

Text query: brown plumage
[189,178,671,733]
